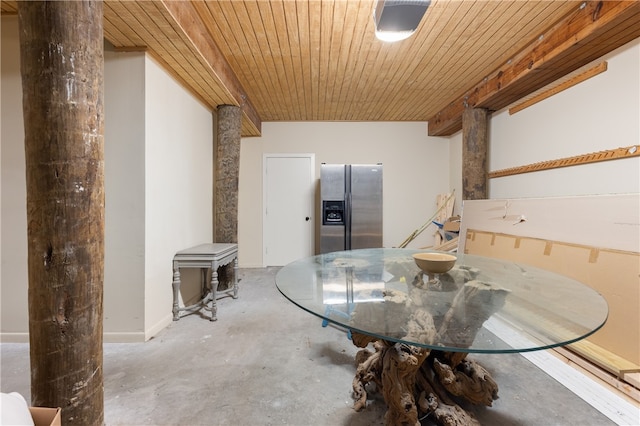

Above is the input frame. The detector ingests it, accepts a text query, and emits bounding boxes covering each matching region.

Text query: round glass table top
[275,248,608,353]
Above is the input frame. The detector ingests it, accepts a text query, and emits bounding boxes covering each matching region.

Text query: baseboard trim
[145,314,173,341]
[0,333,29,343]
[1,315,172,344]
[103,332,146,343]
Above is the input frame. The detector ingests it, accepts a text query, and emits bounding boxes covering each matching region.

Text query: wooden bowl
[412,252,457,275]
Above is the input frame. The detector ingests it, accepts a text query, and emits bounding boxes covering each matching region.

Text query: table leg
[353,336,430,426]
[210,267,219,321]
[350,280,506,425]
[200,268,207,300]
[352,335,492,426]
[172,267,181,321]
[232,257,239,299]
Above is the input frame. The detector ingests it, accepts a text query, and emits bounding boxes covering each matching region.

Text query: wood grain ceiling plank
[366,0,461,122]
[103,16,137,48]
[241,2,284,121]
[283,1,313,120]
[255,0,290,118]
[368,48,422,121]
[307,0,322,119]
[380,0,481,121]
[270,0,304,121]
[350,1,431,120]
[334,0,372,120]
[332,0,363,120]
[320,0,369,120]
[359,21,423,119]
[263,0,302,121]
[208,1,277,118]
[366,0,469,121]
[334,2,379,121]
[104,1,148,47]
[242,0,289,121]
[317,0,336,120]
[324,0,350,120]
[381,0,465,120]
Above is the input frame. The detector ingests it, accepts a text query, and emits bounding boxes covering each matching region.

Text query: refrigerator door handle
[345,192,352,250]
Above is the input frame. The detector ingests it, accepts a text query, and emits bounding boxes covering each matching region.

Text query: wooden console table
[172,243,238,321]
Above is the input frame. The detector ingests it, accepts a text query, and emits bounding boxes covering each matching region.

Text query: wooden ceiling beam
[427,1,640,137]
[159,0,262,136]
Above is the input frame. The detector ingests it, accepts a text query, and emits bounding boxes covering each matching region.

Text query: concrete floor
[0,267,627,425]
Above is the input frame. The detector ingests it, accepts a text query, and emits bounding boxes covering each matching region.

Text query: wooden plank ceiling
[3,1,640,137]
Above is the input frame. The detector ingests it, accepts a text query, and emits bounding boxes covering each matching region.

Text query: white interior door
[263,154,315,266]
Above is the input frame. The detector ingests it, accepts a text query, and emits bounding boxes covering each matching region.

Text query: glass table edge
[275,248,609,354]
[277,283,609,354]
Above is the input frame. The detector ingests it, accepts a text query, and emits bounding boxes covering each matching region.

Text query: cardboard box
[442,215,460,232]
[29,407,61,426]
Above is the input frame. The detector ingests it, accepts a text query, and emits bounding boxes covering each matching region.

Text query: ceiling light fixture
[373,0,431,43]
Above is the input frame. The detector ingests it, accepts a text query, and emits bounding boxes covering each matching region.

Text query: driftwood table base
[350,277,507,426]
[351,333,498,426]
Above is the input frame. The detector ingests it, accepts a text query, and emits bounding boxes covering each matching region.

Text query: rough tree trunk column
[214,105,241,289]
[18,2,104,424]
[462,108,489,200]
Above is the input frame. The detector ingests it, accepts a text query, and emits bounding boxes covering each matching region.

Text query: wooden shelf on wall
[489,145,640,179]
[509,62,608,115]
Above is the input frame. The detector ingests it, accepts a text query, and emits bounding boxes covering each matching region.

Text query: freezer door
[320,164,346,254]
[350,164,383,249]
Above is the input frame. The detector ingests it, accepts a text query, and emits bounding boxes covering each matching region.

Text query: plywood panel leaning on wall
[458,194,640,388]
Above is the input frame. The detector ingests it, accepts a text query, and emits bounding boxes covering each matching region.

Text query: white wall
[143,55,213,338]
[487,39,640,199]
[1,16,213,342]
[104,50,146,337]
[1,16,28,339]
[238,122,451,267]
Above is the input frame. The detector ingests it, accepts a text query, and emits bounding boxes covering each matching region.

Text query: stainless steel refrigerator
[319,163,383,254]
